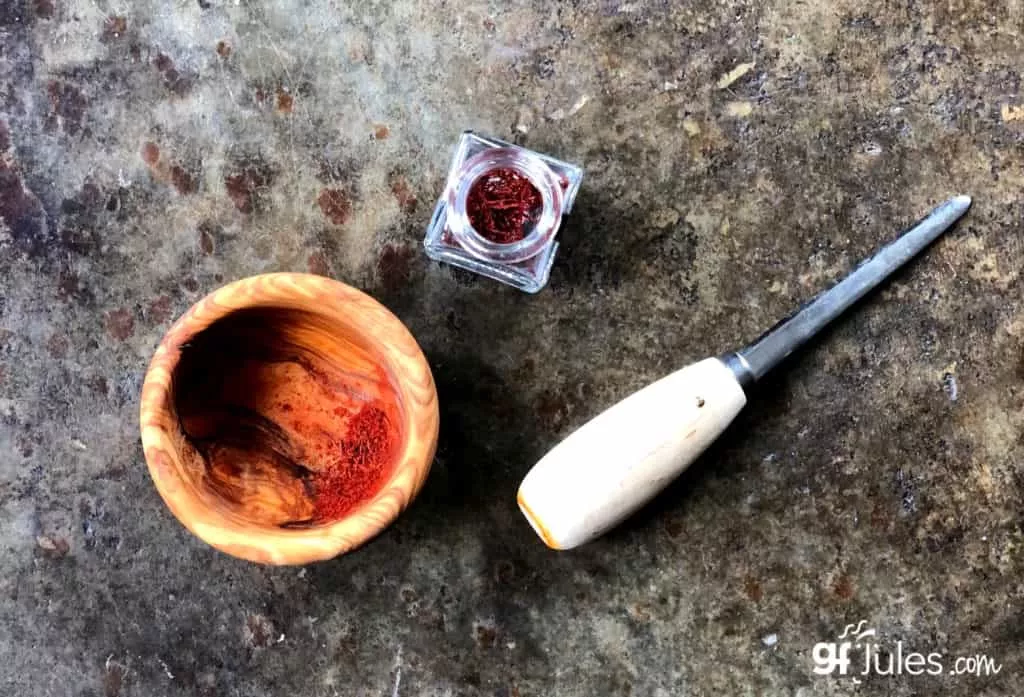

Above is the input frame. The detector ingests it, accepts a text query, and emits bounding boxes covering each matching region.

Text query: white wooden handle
[517,357,747,550]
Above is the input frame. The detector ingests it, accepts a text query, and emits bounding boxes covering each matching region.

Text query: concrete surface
[1,1,1022,695]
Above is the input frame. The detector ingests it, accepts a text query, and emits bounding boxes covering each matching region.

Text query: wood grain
[139,273,439,565]
[517,357,746,550]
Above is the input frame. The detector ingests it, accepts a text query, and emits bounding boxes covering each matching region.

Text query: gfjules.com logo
[812,620,1002,684]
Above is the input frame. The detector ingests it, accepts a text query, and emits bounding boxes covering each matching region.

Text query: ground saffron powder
[311,404,396,521]
[466,167,543,244]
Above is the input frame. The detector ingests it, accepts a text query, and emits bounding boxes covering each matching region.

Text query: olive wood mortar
[140,273,439,565]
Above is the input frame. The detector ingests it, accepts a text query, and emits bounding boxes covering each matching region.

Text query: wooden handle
[517,357,746,550]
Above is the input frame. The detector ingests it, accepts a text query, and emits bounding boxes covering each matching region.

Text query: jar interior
[465,167,544,244]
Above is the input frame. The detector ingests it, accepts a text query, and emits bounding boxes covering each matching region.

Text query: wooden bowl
[139,273,439,565]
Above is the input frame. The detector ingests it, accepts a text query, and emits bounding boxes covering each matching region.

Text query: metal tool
[517,195,972,550]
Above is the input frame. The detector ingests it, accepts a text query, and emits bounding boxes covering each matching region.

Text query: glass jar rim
[447,147,564,264]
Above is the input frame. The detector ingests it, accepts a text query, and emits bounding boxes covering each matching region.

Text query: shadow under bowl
[139,273,439,565]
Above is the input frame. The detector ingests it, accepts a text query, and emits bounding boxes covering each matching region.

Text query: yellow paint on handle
[517,491,562,550]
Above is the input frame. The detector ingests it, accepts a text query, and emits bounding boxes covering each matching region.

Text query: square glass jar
[423,131,583,293]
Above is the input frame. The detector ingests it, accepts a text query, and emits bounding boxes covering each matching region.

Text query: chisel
[517,195,972,550]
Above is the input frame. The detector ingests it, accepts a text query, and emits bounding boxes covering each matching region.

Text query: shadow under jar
[424,132,583,293]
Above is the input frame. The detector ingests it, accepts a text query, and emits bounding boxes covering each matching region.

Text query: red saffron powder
[466,167,543,244]
[311,404,396,521]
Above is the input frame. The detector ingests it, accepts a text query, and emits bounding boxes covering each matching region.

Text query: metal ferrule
[719,352,755,392]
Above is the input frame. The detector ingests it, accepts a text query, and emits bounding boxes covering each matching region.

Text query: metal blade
[726,195,971,385]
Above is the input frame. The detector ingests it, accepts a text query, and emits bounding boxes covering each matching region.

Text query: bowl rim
[139,272,439,565]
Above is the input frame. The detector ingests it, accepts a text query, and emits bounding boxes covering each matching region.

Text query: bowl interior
[167,305,407,530]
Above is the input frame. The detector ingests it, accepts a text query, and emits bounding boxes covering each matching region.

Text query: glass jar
[424,131,583,293]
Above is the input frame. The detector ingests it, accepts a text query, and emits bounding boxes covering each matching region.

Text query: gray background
[1,1,1021,695]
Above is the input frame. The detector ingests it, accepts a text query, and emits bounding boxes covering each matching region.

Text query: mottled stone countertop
[1,1,1022,696]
